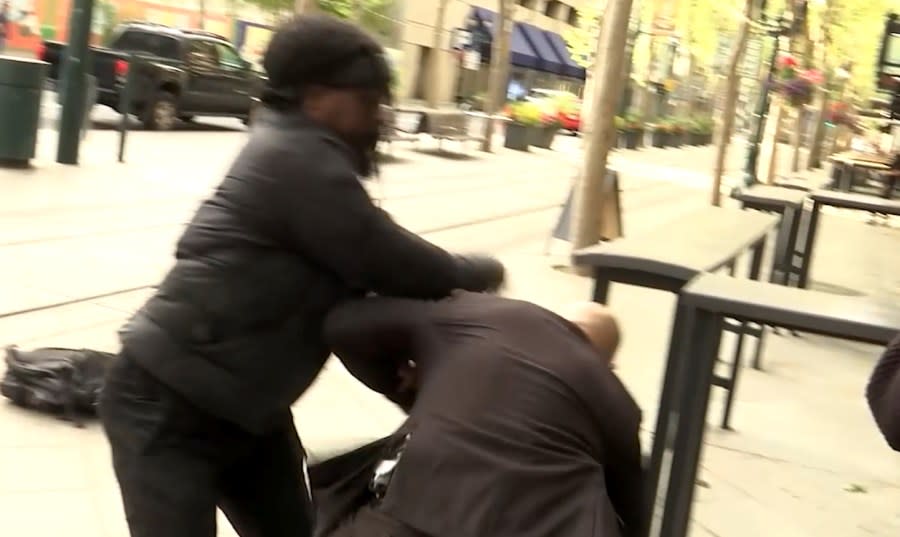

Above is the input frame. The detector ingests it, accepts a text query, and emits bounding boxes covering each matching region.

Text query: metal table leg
[658,307,723,537]
[642,302,691,537]
[591,270,611,304]
[796,200,822,290]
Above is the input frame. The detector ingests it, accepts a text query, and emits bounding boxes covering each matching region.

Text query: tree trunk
[426,0,448,108]
[570,0,634,258]
[481,0,513,152]
[294,0,319,14]
[807,90,830,168]
[711,0,752,206]
[198,0,206,29]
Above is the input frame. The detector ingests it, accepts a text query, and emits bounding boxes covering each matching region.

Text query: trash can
[0,57,48,167]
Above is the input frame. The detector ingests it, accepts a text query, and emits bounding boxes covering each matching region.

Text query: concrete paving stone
[0,490,104,537]
[0,304,125,348]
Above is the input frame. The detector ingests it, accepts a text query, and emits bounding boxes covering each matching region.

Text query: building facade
[395,0,590,105]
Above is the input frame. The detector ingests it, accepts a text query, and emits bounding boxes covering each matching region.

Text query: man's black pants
[99,354,314,537]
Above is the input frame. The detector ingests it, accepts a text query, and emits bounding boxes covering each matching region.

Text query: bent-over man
[315,292,645,537]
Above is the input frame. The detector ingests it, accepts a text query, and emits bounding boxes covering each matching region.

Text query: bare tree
[711,0,753,206]
[427,0,449,108]
[482,0,513,152]
[571,0,634,253]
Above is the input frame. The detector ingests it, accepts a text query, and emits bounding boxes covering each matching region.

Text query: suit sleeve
[323,297,431,410]
[572,367,644,537]
[272,140,503,299]
[866,334,900,451]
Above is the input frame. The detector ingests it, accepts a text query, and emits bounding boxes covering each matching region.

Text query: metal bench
[797,190,900,289]
[651,273,900,537]
[417,111,486,153]
[379,107,419,154]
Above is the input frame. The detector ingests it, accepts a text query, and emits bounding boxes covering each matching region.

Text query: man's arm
[866,334,900,451]
[271,139,503,299]
[324,297,431,411]
[570,367,644,537]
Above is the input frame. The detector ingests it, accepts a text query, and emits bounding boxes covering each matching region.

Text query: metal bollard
[118,55,135,163]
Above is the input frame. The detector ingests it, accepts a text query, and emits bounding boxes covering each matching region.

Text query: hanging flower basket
[772,54,823,108]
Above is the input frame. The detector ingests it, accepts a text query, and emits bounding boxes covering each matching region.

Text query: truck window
[187,40,219,71]
[112,30,180,60]
[215,43,245,71]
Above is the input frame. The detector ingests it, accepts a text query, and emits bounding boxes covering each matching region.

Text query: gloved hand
[454,254,506,294]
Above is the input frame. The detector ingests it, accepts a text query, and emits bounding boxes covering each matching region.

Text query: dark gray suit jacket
[324,292,644,537]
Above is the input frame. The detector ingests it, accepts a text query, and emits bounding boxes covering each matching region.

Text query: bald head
[558,302,620,363]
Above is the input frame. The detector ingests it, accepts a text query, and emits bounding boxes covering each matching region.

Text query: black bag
[1,346,116,426]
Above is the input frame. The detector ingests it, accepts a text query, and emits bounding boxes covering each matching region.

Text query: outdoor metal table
[572,206,779,535]
[797,190,900,289]
[654,273,900,537]
[732,185,808,287]
[829,152,892,193]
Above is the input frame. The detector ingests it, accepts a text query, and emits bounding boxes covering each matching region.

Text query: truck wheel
[143,91,178,131]
[242,101,259,127]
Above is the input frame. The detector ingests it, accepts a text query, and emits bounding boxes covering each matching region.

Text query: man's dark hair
[262,15,393,110]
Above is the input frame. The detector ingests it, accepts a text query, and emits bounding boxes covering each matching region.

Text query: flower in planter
[505,101,543,127]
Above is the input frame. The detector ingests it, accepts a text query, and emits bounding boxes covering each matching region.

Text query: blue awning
[519,23,566,75]
[467,7,544,72]
[543,30,587,79]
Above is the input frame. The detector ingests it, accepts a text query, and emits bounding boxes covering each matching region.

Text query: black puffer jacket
[119,109,503,434]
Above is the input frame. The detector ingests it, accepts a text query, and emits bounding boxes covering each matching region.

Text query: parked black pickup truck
[40,22,265,130]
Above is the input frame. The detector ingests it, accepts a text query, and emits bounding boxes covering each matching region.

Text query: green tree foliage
[239,0,398,43]
[810,0,892,99]
[563,0,606,69]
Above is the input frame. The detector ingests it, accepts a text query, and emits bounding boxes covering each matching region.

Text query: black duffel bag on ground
[1,346,116,427]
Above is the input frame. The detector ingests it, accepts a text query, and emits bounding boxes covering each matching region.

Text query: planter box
[688,132,704,146]
[624,130,642,149]
[504,123,531,151]
[652,131,667,148]
[530,126,558,149]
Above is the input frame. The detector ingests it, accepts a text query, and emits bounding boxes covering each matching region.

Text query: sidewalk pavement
[1,134,899,537]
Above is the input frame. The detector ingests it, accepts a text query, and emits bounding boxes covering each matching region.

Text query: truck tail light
[115,59,129,79]
[36,43,46,61]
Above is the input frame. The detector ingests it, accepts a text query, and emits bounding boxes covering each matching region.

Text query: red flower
[778,54,798,69]
[799,69,824,85]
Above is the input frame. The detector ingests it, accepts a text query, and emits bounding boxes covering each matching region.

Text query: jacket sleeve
[866,334,900,451]
[570,366,644,537]
[323,297,431,410]
[270,139,503,299]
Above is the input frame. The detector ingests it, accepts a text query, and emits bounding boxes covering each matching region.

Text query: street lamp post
[741,14,789,187]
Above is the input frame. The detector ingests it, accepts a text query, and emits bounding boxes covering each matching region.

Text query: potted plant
[668,117,687,147]
[503,101,541,151]
[651,121,670,148]
[531,109,562,149]
[616,113,644,150]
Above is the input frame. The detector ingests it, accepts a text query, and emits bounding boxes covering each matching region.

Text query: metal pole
[741,18,783,187]
[56,0,96,165]
[118,56,134,163]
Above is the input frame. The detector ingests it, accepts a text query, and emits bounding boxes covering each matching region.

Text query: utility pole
[571,0,633,253]
[711,0,753,206]
[481,0,513,152]
[427,0,449,108]
[56,0,96,165]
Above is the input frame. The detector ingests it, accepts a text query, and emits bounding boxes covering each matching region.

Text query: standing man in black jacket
[98,15,504,537]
